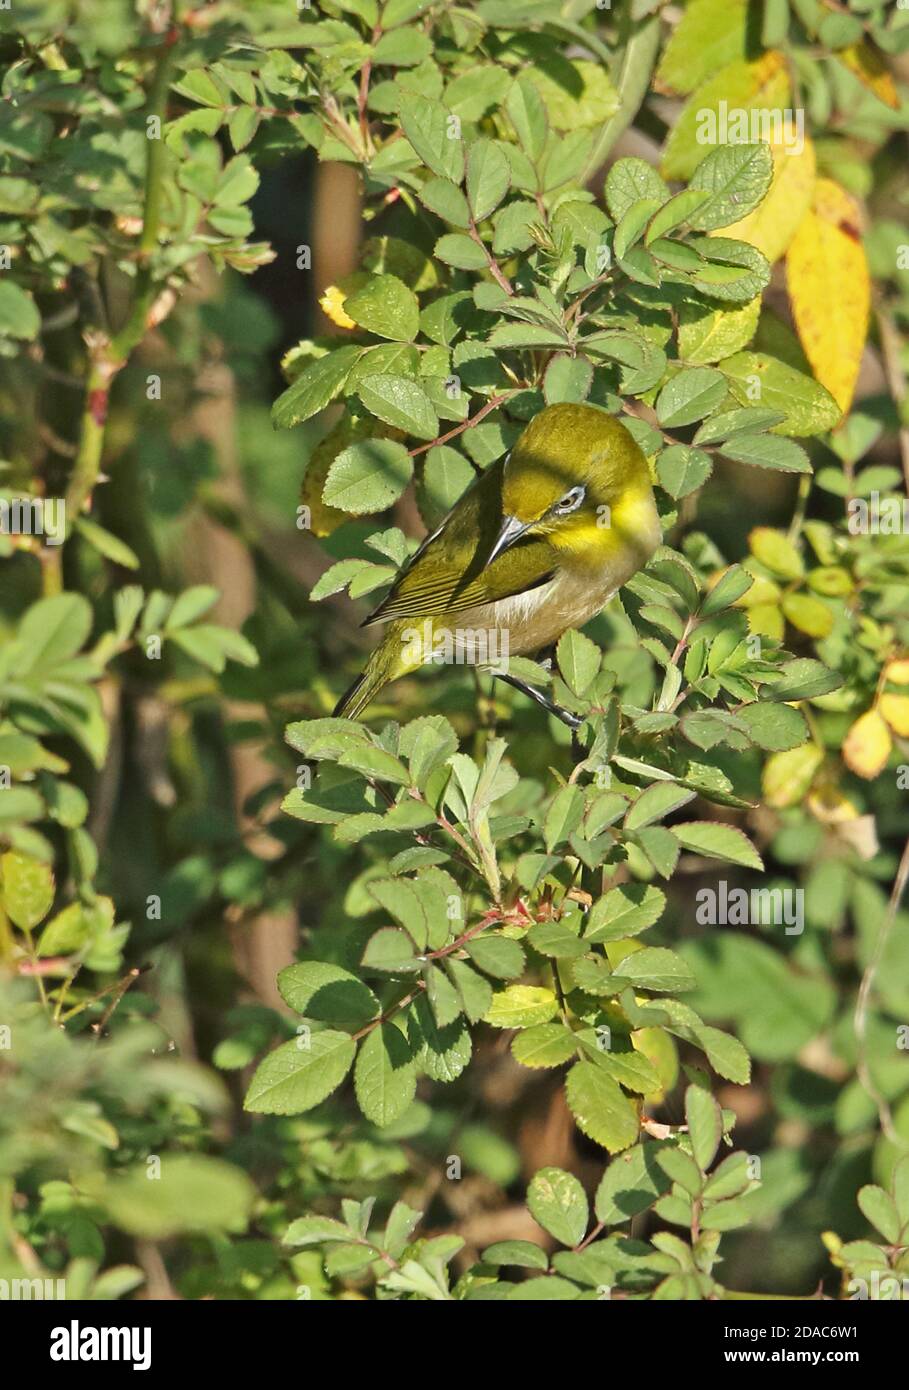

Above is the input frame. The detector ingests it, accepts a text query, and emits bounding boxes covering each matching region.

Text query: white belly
[458,565,618,656]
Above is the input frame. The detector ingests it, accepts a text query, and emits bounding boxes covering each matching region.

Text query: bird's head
[487,403,660,565]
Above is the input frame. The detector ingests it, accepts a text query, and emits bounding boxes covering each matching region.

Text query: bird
[333,402,662,721]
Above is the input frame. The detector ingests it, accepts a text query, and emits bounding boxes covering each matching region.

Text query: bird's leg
[493,671,583,730]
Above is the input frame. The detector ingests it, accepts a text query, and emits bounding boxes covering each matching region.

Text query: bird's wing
[363,461,556,626]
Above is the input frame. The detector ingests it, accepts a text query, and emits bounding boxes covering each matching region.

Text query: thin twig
[853,836,909,1145]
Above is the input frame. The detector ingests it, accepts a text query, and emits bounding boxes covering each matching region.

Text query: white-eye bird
[334,402,661,719]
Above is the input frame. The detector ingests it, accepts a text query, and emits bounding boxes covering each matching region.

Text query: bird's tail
[334,621,428,719]
[333,669,374,720]
[333,645,394,720]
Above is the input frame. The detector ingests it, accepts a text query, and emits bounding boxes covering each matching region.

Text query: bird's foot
[493,672,582,730]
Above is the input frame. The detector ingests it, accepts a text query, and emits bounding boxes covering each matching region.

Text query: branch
[853,836,909,1146]
[65,30,179,536]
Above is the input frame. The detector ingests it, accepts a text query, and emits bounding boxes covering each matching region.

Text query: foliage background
[1,0,908,1301]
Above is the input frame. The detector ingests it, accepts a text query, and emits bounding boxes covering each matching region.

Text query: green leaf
[673,820,763,869]
[677,295,761,366]
[527,921,587,959]
[466,139,510,222]
[721,353,841,436]
[37,899,110,956]
[1,850,54,930]
[373,27,432,66]
[425,962,462,1027]
[595,1142,672,1224]
[625,782,695,831]
[481,1240,548,1270]
[419,176,471,228]
[605,157,669,222]
[101,1156,253,1238]
[485,985,558,1029]
[695,1025,751,1084]
[685,1085,723,1172]
[688,143,774,231]
[585,884,666,944]
[0,281,41,340]
[277,961,379,1030]
[362,926,420,973]
[767,658,841,702]
[720,433,811,473]
[345,274,420,341]
[657,1146,704,1197]
[323,438,414,512]
[434,232,489,271]
[244,1032,356,1114]
[445,957,493,1023]
[527,1167,589,1247]
[284,1215,356,1247]
[16,593,92,671]
[657,445,713,499]
[354,1023,417,1127]
[544,784,585,851]
[737,702,808,751]
[505,74,548,162]
[565,1061,639,1153]
[543,354,593,405]
[646,188,710,242]
[613,947,696,993]
[702,1152,752,1201]
[656,0,755,96]
[466,932,525,979]
[487,322,568,350]
[556,628,601,698]
[857,1185,902,1244]
[357,375,438,440]
[656,368,727,428]
[511,1023,578,1069]
[272,346,362,428]
[699,564,752,616]
[399,92,466,183]
[75,517,140,570]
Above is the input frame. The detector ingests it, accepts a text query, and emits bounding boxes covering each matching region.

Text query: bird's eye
[555,485,585,514]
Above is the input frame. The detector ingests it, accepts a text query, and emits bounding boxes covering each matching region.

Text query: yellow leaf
[763,744,824,809]
[781,592,834,639]
[736,571,782,606]
[880,694,909,737]
[318,285,356,330]
[719,135,816,264]
[842,708,892,779]
[806,783,860,825]
[836,42,899,111]
[746,603,785,641]
[884,658,909,685]
[786,179,870,415]
[749,526,803,580]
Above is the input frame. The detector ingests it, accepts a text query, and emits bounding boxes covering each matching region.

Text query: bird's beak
[486,514,531,565]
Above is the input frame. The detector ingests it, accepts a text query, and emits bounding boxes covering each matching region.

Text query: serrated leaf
[527,1167,589,1247]
[685,1084,722,1172]
[672,821,763,870]
[323,438,414,513]
[354,1023,417,1127]
[244,1033,356,1115]
[565,1061,639,1153]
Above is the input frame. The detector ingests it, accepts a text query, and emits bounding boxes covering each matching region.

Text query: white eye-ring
[554,485,586,514]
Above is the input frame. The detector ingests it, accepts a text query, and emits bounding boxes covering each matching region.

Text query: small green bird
[334,402,661,720]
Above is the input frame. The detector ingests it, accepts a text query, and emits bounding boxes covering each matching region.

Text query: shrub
[1,0,908,1303]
